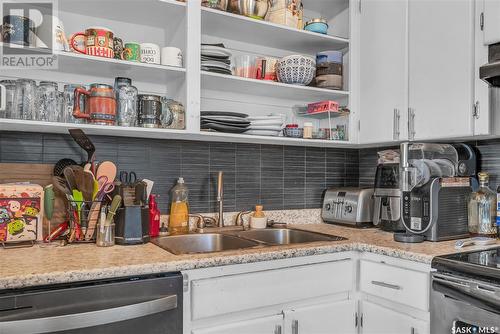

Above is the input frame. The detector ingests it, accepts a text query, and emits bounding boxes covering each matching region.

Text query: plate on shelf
[201,116,251,124]
[201,123,249,133]
[248,125,283,131]
[201,120,250,128]
[201,61,232,70]
[245,129,282,136]
[201,67,233,75]
[201,111,249,118]
[201,45,232,58]
[250,119,284,126]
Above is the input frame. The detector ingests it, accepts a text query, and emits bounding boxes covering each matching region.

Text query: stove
[430,247,500,334]
[432,247,500,283]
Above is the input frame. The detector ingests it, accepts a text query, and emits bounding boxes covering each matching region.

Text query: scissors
[96,175,115,201]
[119,171,137,186]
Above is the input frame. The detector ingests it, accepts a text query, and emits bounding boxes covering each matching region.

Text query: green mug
[122,42,141,62]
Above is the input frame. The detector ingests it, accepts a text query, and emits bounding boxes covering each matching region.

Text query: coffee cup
[70,27,114,58]
[161,47,182,67]
[2,15,35,46]
[140,43,160,64]
[35,15,69,51]
[122,42,141,62]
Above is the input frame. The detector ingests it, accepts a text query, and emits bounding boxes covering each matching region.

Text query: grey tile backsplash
[0,132,358,213]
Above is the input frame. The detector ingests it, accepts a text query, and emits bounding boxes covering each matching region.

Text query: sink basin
[151,233,260,255]
[235,228,346,245]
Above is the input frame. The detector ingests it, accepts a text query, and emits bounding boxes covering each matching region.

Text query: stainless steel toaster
[321,188,374,227]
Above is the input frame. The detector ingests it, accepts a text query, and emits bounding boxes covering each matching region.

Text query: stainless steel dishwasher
[0,273,183,334]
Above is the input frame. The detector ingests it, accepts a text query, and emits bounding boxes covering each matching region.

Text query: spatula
[68,129,95,165]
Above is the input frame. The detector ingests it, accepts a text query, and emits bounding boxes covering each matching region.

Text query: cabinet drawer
[359,260,429,311]
[190,259,353,320]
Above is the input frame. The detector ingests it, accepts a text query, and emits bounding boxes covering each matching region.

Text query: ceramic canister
[140,43,160,64]
[161,47,182,67]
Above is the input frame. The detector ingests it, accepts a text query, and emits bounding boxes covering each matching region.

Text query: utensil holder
[114,206,150,245]
[67,199,103,243]
[96,222,115,247]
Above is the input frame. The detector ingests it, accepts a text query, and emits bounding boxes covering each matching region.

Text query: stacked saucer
[201,111,250,133]
[201,44,232,75]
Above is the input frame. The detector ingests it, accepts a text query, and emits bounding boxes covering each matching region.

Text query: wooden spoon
[96,161,117,183]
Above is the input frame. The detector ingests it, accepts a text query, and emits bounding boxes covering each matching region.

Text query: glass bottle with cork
[468,172,497,237]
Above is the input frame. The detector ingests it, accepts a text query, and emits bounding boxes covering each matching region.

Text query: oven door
[431,272,500,334]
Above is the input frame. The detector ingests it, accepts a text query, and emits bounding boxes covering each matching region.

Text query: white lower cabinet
[192,314,284,334]
[185,252,431,334]
[286,299,357,334]
[360,301,428,334]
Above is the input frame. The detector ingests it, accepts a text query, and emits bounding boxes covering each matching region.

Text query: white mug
[161,47,183,67]
[140,43,160,64]
[35,15,69,51]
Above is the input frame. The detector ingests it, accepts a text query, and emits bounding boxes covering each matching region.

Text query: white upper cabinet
[408,0,475,141]
[359,0,408,144]
[483,0,500,45]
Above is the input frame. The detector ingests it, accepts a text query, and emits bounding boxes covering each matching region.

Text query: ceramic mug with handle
[161,47,182,67]
[70,27,114,58]
[140,43,160,64]
[122,42,141,62]
[35,15,69,51]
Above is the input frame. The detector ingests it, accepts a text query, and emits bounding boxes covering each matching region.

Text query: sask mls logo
[1,0,59,69]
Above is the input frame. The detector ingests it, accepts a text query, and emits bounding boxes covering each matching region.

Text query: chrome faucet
[217,171,224,227]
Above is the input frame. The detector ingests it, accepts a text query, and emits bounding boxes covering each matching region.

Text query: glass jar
[35,81,59,122]
[63,84,85,123]
[468,172,497,237]
[303,122,313,139]
[164,99,185,129]
[0,80,16,119]
[15,78,36,120]
[116,81,138,127]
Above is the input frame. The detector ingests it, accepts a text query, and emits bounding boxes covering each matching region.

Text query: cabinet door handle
[411,327,415,334]
[393,108,401,140]
[292,320,299,334]
[408,108,416,140]
[274,325,282,334]
[371,280,402,290]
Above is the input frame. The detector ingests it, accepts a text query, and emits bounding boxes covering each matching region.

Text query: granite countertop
[1,223,499,290]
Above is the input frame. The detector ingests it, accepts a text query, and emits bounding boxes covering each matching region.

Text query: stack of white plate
[245,115,284,136]
[201,44,232,75]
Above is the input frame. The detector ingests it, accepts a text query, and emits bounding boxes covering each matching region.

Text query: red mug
[70,27,114,58]
[73,84,116,125]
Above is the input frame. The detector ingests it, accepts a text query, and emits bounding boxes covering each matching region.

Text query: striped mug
[70,27,114,58]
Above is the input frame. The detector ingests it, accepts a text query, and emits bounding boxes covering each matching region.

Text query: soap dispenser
[250,205,267,229]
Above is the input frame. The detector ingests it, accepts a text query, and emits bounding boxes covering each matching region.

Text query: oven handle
[0,294,177,334]
[432,279,500,315]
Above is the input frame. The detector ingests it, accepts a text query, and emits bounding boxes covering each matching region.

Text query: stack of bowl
[314,51,343,90]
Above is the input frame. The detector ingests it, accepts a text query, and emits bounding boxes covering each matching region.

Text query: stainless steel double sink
[151,228,346,255]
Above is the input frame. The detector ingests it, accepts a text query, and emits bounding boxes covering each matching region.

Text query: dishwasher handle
[0,294,177,334]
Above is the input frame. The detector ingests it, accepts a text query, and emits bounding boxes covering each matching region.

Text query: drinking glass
[0,80,17,119]
[233,55,257,78]
[63,84,85,123]
[14,79,36,120]
[116,82,138,127]
[35,81,59,122]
